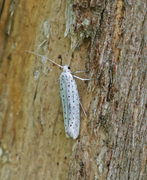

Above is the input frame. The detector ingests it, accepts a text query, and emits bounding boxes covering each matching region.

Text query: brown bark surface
[0,0,147,180]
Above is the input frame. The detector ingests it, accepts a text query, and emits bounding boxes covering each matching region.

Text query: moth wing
[60,72,80,139]
[60,72,70,138]
[67,76,80,139]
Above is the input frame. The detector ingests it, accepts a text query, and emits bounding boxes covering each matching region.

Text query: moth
[26,50,89,139]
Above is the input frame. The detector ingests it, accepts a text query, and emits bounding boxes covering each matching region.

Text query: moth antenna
[26,50,63,68]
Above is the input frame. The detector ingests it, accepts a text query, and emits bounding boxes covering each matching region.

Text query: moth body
[60,65,80,139]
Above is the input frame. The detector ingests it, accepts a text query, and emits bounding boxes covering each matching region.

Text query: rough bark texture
[0,0,147,180]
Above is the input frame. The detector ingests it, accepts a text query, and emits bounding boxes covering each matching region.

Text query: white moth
[26,50,89,139]
[60,65,80,139]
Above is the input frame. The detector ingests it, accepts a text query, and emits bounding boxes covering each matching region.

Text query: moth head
[63,65,71,72]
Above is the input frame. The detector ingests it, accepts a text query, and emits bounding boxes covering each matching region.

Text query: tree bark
[0,0,147,180]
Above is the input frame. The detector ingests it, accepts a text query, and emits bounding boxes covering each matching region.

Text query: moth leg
[73,75,91,81]
[80,101,87,117]
[72,70,90,75]
[72,71,85,75]
[39,40,47,47]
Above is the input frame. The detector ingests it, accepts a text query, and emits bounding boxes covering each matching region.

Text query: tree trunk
[0,0,146,180]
